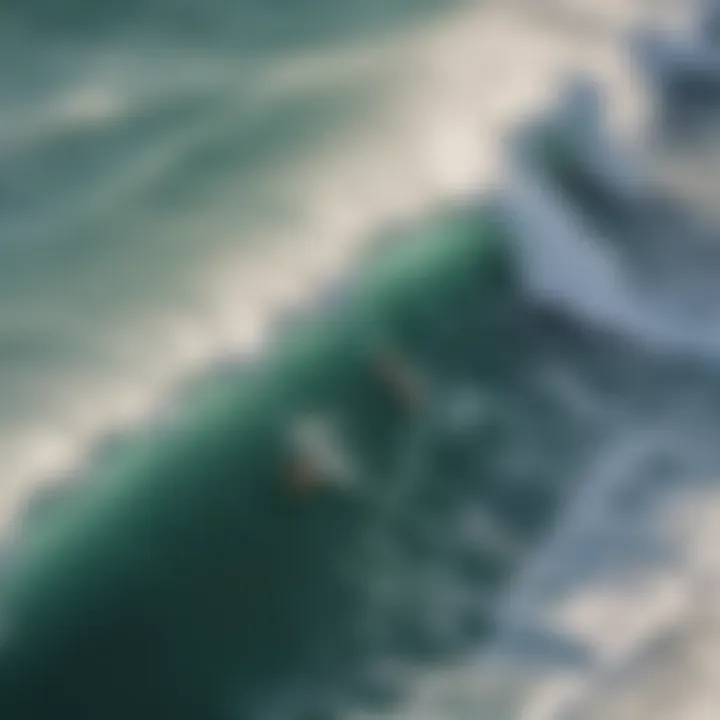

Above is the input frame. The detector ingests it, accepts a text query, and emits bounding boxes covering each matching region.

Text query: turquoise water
[0,197,625,718]
[5,1,720,718]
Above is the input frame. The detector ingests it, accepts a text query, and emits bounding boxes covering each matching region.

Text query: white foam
[0,0,650,532]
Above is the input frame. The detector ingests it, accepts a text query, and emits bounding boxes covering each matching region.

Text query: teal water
[0,198,638,718]
[5,1,720,719]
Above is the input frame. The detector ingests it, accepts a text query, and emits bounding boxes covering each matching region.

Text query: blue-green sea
[4,1,720,718]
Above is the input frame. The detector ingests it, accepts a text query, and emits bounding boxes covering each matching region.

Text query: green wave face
[0,205,529,718]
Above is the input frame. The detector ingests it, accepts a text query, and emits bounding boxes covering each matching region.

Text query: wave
[0,195,657,718]
[4,1,718,718]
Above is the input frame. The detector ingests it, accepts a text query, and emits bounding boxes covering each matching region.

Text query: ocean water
[4,0,720,718]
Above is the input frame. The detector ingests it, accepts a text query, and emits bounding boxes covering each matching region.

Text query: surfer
[369,344,427,412]
[286,413,357,493]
